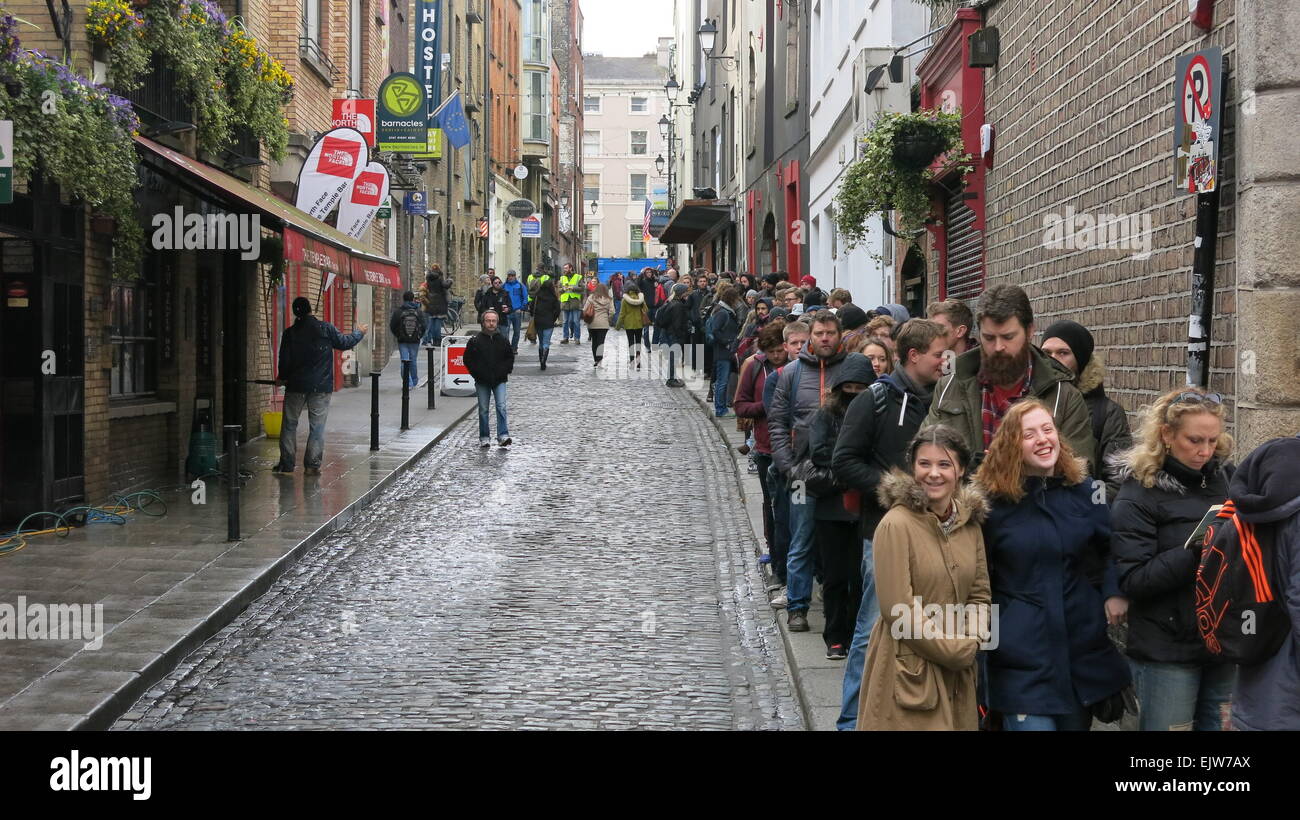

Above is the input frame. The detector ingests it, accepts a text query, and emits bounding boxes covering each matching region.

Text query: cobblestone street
[115,337,802,730]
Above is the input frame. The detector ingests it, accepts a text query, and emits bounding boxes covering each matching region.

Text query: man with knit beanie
[1040,319,1132,502]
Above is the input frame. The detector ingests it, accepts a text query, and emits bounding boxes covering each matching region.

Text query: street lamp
[665,73,680,102]
[589,200,598,215]
[560,192,570,210]
[655,154,665,175]
[658,114,670,139]
[698,19,718,56]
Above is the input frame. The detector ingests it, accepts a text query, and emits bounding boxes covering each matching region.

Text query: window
[630,130,647,155]
[110,278,156,397]
[629,173,647,201]
[583,130,600,157]
[523,0,548,64]
[584,95,600,113]
[785,13,800,112]
[584,173,600,201]
[712,127,721,191]
[524,70,548,141]
[630,96,648,113]
[629,224,646,258]
[584,224,600,255]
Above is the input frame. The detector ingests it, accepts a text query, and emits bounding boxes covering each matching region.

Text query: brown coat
[857,470,991,731]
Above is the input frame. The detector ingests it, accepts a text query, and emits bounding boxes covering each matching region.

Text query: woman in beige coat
[857,424,991,731]
[582,283,616,367]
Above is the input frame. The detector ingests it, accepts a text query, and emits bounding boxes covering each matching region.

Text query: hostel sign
[1173,47,1223,194]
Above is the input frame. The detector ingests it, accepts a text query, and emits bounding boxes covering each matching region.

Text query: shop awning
[657,199,734,244]
[134,136,401,282]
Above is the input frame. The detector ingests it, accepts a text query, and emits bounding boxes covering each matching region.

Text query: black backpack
[397,306,423,343]
[1194,499,1288,665]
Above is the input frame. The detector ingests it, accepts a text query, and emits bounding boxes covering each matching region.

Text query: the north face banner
[294,127,367,219]
[336,162,390,239]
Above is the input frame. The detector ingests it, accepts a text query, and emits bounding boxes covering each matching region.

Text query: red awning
[134,135,400,270]
[350,256,402,290]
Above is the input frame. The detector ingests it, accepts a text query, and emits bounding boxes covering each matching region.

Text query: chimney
[657,36,673,70]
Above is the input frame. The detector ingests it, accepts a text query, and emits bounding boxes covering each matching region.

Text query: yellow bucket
[262,411,283,438]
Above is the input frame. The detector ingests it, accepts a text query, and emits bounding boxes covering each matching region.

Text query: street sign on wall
[520,216,541,237]
[415,0,443,118]
[1174,46,1223,194]
[331,99,376,147]
[404,191,428,215]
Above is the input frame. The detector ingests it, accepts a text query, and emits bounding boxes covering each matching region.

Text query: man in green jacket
[924,284,1096,472]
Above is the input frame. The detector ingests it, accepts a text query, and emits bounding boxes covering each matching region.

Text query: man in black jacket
[463,309,515,447]
[274,297,367,475]
[829,318,948,729]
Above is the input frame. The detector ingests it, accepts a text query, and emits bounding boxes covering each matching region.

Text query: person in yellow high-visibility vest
[558,263,585,344]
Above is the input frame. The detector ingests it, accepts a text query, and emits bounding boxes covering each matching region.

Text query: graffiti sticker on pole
[1173,47,1223,194]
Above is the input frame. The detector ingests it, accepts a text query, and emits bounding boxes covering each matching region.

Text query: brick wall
[979,0,1238,427]
[108,416,172,492]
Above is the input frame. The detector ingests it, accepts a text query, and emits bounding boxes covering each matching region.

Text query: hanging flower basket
[832,108,973,253]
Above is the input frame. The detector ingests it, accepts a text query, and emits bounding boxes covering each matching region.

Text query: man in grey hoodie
[768,309,848,632]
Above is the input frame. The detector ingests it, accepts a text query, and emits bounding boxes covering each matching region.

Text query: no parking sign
[441,335,476,397]
[1173,47,1223,194]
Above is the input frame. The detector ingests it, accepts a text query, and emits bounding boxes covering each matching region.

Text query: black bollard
[427,346,436,409]
[370,370,380,451]
[400,359,410,430]
[224,425,240,541]
[667,345,685,387]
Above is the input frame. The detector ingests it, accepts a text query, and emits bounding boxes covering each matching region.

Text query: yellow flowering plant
[86,0,149,90]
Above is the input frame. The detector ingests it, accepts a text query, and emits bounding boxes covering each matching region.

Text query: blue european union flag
[434,91,471,150]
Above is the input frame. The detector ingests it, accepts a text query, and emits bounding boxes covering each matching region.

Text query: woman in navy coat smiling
[974,399,1130,731]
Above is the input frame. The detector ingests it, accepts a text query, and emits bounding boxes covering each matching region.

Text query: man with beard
[924,284,1095,471]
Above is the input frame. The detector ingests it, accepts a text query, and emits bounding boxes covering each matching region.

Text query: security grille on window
[630,130,647,155]
[630,173,647,201]
[583,95,600,113]
[110,278,157,397]
[583,130,600,157]
[942,181,984,300]
[629,224,646,257]
[630,96,648,113]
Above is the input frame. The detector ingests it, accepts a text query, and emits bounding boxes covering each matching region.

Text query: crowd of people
[382,263,1299,733]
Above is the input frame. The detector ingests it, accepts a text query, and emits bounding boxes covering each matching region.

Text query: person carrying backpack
[1223,434,1300,730]
[389,290,427,388]
[1110,387,1235,731]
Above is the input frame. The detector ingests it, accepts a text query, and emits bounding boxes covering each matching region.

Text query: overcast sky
[581,0,675,57]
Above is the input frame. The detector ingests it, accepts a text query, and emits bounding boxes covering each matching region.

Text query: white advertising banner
[336,161,390,239]
[294,127,368,219]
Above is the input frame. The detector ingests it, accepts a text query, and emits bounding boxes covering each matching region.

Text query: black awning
[657,199,734,244]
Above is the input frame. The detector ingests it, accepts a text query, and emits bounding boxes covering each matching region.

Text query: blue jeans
[612,298,622,324]
[786,480,817,614]
[713,356,732,415]
[1130,660,1235,731]
[278,391,330,470]
[476,382,509,440]
[507,311,524,351]
[1002,705,1093,731]
[421,315,444,347]
[398,342,420,387]
[837,538,879,730]
[538,326,554,351]
[562,308,582,342]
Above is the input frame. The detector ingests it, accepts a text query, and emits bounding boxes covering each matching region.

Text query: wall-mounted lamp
[658,114,671,139]
[589,200,598,215]
[654,154,665,175]
[698,19,736,67]
[665,74,680,102]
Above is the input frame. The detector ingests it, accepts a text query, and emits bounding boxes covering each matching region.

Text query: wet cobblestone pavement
[115,336,803,730]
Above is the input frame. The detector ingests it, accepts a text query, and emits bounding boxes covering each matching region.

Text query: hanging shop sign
[376,72,429,153]
[331,99,377,147]
[414,0,444,118]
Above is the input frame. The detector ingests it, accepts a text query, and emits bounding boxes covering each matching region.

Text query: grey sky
[580,0,674,58]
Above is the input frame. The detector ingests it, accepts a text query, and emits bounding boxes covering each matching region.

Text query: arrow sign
[453,378,469,384]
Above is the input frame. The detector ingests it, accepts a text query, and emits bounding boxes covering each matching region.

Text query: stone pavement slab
[0,349,475,730]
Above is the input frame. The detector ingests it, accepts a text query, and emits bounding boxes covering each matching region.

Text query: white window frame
[583,130,601,158]
[629,224,646,257]
[630,96,649,114]
[583,95,601,113]
[583,172,601,202]
[630,130,648,156]
[584,224,601,255]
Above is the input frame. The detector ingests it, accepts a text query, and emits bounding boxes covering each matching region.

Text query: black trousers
[816,518,863,649]
[589,328,608,362]
[624,328,643,350]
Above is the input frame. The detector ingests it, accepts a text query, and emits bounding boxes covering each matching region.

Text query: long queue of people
[728,282,1300,732]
